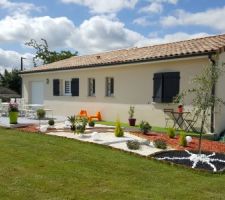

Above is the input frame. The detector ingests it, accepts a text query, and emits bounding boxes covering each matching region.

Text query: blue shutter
[153,73,163,102]
[53,79,60,96]
[71,78,79,96]
[163,72,180,103]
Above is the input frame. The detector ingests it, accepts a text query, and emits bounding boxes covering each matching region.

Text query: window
[88,78,95,96]
[64,80,71,95]
[153,72,180,103]
[105,77,114,97]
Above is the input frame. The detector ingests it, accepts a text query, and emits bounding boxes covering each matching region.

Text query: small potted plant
[178,104,183,113]
[88,120,95,127]
[75,116,88,137]
[8,102,19,124]
[139,121,151,135]
[67,115,76,131]
[128,106,136,126]
[48,119,55,130]
[37,109,46,131]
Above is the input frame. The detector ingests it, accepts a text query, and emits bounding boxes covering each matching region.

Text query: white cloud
[0,14,147,54]
[150,0,178,4]
[135,32,209,47]
[161,7,225,31]
[0,48,34,73]
[139,2,163,13]
[139,0,178,14]
[61,0,138,14]
[68,15,146,54]
[0,15,75,50]
[133,17,152,26]
[0,0,43,15]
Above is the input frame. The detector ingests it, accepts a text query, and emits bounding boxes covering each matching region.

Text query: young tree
[0,69,22,94]
[25,38,78,67]
[178,56,225,154]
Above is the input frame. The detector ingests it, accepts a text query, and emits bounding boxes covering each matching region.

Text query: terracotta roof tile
[22,33,225,74]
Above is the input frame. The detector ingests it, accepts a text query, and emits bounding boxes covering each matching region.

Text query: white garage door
[31,81,44,104]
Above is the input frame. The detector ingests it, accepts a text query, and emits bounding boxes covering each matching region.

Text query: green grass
[0,127,224,200]
[96,121,215,140]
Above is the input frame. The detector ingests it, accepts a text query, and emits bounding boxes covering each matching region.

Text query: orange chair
[89,112,102,121]
[79,110,88,118]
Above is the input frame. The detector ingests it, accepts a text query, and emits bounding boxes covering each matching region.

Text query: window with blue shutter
[71,78,79,96]
[53,79,60,96]
[153,72,180,103]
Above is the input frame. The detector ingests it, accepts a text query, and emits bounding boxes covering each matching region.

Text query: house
[20,34,225,134]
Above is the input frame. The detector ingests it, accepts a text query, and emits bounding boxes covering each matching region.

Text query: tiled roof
[21,33,225,74]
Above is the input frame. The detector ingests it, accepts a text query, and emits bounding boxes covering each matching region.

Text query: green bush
[179,132,187,147]
[167,128,176,138]
[67,115,76,131]
[126,140,140,150]
[153,139,167,149]
[128,106,135,119]
[75,116,88,134]
[140,121,151,134]
[36,109,46,119]
[114,119,124,137]
[48,119,55,126]
[88,120,95,127]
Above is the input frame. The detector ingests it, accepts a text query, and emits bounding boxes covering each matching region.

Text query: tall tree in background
[25,38,78,67]
[0,69,22,94]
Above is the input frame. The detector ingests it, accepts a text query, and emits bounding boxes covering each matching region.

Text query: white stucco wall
[215,52,225,134]
[22,56,211,129]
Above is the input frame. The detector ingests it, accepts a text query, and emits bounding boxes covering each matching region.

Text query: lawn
[0,127,224,200]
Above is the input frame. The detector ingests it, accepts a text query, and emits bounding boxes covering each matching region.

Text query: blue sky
[0,0,225,71]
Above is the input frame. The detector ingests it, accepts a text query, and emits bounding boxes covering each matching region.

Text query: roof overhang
[20,51,216,75]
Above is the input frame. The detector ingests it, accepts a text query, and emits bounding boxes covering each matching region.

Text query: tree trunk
[199,110,206,154]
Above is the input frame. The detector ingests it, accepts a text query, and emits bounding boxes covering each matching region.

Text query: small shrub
[128,106,135,119]
[75,116,88,134]
[76,124,85,134]
[37,109,46,119]
[154,139,167,149]
[140,121,151,134]
[179,132,187,147]
[127,140,140,150]
[114,119,124,137]
[88,120,95,127]
[48,119,55,126]
[167,128,176,138]
[67,115,76,131]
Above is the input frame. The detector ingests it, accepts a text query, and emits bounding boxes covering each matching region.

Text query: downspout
[208,54,216,133]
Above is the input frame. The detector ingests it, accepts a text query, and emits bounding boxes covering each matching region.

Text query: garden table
[25,104,44,119]
[170,111,191,131]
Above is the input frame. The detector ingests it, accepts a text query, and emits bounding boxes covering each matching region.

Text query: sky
[0,0,225,72]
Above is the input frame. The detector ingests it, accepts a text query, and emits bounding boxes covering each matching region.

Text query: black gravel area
[153,150,225,172]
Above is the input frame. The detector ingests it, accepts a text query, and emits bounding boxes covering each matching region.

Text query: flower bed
[17,125,39,133]
[131,132,225,153]
[153,150,225,172]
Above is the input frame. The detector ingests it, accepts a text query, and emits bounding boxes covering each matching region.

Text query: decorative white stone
[64,121,71,128]
[186,136,192,143]
[157,150,225,172]
[40,126,47,133]
[92,132,100,141]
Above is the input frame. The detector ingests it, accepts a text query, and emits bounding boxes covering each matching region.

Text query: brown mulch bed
[17,125,39,133]
[131,132,225,153]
